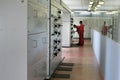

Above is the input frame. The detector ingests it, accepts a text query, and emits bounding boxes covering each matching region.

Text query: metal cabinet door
[27,32,47,80]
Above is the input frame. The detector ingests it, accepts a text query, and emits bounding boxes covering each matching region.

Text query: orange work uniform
[101,25,108,35]
[76,24,84,46]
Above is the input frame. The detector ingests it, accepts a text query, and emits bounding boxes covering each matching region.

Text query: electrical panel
[27,0,48,80]
[70,18,75,45]
[51,9,62,58]
[28,0,48,34]
[28,0,63,80]
[112,13,120,43]
[0,0,63,80]
[50,5,62,75]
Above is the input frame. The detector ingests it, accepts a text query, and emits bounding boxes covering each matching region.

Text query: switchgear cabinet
[0,0,64,80]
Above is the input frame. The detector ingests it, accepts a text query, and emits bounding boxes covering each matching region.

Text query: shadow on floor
[71,44,79,47]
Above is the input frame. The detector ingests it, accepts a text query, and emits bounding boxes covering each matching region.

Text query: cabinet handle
[33,40,37,48]
[21,0,24,3]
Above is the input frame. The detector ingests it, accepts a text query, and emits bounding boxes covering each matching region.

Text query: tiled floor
[51,40,104,80]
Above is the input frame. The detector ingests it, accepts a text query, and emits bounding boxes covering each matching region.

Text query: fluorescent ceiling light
[97,5,101,7]
[90,1,93,4]
[71,12,74,14]
[106,11,118,14]
[91,12,100,15]
[89,5,92,7]
[80,11,91,15]
[74,11,80,12]
[111,11,118,14]
[99,1,104,5]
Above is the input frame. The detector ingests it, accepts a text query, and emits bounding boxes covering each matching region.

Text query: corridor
[51,40,103,80]
[0,0,120,80]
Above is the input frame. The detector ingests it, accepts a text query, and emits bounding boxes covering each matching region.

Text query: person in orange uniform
[74,21,84,46]
[101,21,108,35]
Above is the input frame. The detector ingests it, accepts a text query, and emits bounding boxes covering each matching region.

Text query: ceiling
[62,0,120,12]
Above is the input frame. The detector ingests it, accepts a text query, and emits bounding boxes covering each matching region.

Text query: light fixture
[97,4,101,7]
[90,1,93,5]
[88,0,104,11]
[89,5,92,7]
[80,11,91,15]
[106,11,119,14]
[99,1,104,5]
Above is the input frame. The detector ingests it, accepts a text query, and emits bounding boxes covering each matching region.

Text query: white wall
[0,0,27,80]
[92,30,120,80]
